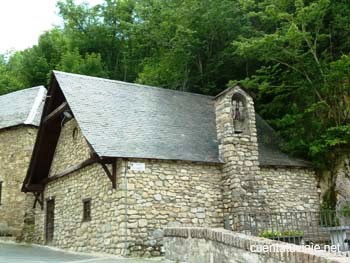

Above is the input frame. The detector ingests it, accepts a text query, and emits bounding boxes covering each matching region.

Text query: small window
[0,182,2,205]
[72,127,78,140]
[82,199,91,222]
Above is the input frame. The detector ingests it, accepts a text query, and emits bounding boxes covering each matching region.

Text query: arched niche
[231,93,249,135]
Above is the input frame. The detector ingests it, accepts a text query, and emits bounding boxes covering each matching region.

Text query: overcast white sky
[0,0,104,54]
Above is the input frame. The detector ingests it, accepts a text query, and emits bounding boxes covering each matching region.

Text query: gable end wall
[49,119,93,176]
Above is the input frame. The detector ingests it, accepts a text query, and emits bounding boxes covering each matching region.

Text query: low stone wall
[164,227,349,263]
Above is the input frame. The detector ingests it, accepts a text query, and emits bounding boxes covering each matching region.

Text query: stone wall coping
[164,227,349,263]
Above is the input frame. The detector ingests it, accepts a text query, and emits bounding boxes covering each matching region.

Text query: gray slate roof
[256,114,311,167]
[54,71,310,167]
[54,71,220,163]
[0,86,46,130]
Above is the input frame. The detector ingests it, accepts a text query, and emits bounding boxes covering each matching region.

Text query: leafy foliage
[0,0,348,168]
[339,203,350,219]
[234,0,350,167]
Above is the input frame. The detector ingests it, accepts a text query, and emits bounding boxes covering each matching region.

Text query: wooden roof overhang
[22,73,118,194]
[22,74,69,193]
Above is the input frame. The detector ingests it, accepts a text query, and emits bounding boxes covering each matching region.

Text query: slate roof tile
[0,86,46,130]
[54,71,310,167]
[54,71,220,163]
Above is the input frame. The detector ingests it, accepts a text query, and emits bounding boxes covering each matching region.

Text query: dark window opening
[82,199,91,222]
[72,127,78,140]
[45,198,55,242]
[0,182,2,205]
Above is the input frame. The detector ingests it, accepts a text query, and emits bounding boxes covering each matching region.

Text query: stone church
[0,86,46,239]
[21,71,320,256]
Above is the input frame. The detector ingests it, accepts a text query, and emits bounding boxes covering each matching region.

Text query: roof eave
[100,155,224,165]
[259,163,313,169]
[0,123,39,132]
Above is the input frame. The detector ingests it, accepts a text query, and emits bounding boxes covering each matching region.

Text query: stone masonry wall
[49,119,92,176]
[32,119,223,256]
[261,167,320,212]
[215,86,266,216]
[0,126,36,238]
[215,86,320,217]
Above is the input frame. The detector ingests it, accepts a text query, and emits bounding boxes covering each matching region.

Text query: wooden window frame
[82,198,91,222]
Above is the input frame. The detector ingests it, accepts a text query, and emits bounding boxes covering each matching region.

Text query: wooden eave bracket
[99,158,117,189]
[33,192,43,210]
[43,101,69,124]
[25,184,44,192]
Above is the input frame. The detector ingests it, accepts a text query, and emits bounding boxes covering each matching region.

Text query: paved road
[0,243,170,263]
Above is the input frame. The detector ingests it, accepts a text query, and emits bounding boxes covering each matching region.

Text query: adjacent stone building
[22,71,320,256]
[0,87,46,239]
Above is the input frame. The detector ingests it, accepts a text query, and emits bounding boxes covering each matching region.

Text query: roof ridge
[53,70,214,99]
[24,87,46,125]
[0,86,45,98]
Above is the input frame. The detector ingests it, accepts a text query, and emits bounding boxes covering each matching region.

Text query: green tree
[58,49,107,77]
[0,54,24,95]
[233,0,350,166]
[57,0,137,81]
[135,0,251,94]
[0,0,347,175]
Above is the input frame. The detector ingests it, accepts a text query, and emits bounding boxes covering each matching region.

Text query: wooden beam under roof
[43,101,69,124]
[45,156,98,183]
[33,192,43,210]
[99,158,117,189]
[24,184,44,192]
[22,75,68,192]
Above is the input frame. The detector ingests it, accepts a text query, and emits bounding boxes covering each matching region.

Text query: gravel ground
[0,242,172,263]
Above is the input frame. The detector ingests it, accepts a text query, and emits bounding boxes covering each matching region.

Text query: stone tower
[215,85,266,218]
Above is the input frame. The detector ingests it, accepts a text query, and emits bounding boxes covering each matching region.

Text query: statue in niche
[232,94,247,134]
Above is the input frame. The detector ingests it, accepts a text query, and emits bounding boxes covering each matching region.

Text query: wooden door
[45,199,55,243]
